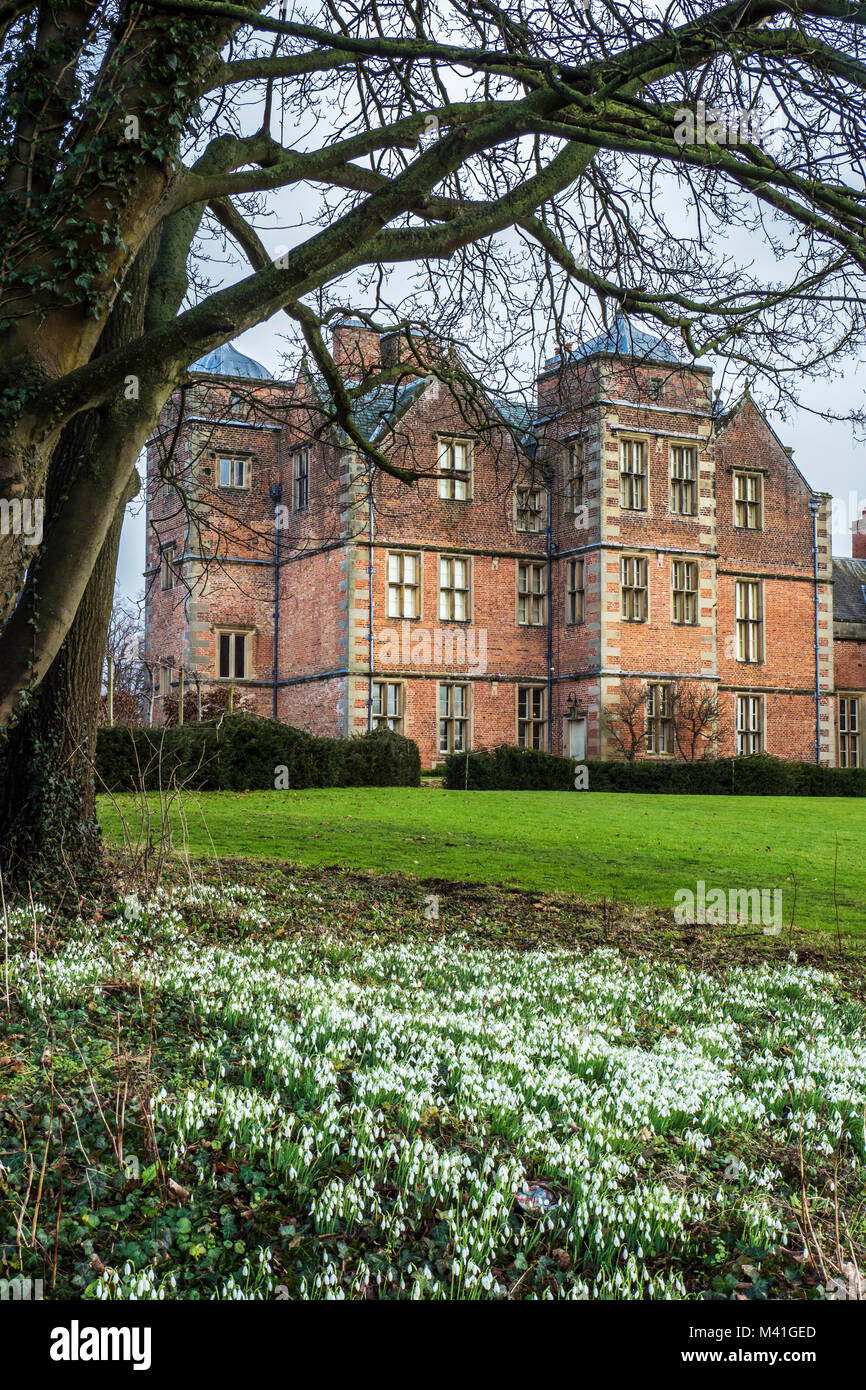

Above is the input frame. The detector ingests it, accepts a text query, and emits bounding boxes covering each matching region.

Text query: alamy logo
[0,1276,43,1299]
[377,621,487,674]
[49,1320,152,1371]
[0,497,43,547]
[673,102,779,149]
[674,880,782,932]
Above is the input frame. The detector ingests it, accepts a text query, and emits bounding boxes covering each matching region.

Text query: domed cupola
[190,342,274,380]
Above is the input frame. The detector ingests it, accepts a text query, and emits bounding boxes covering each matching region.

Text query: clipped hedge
[443,745,866,796]
[96,715,420,793]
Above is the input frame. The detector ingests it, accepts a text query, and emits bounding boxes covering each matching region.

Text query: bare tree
[100,597,150,726]
[673,679,720,760]
[602,678,647,761]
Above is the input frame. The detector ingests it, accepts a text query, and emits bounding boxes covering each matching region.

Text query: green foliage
[443,746,866,796]
[95,715,421,792]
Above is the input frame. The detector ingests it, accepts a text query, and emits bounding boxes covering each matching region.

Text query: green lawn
[98,787,866,934]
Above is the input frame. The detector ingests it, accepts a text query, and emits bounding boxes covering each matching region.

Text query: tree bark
[0,235,160,892]
[0,480,130,890]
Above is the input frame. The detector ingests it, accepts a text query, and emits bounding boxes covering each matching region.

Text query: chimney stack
[853,506,866,559]
[331,319,381,378]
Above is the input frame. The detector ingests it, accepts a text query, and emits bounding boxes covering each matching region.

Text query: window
[735,580,763,662]
[566,558,585,625]
[736,694,764,754]
[438,438,472,500]
[159,547,175,592]
[293,449,310,511]
[517,686,546,748]
[217,630,248,680]
[670,445,698,516]
[218,456,250,489]
[619,439,647,510]
[228,391,245,418]
[439,683,470,754]
[646,682,674,755]
[516,486,544,532]
[839,695,862,768]
[439,555,470,620]
[518,561,546,625]
[387,552,420,619]
[672,559,698,625]
[372,681,403,733]
[565,444,585,514]
[734,471,763,529]
[620,555,648,622]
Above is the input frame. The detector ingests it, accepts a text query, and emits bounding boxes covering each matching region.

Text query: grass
[98,787,866,935]
[2,866,864,1301]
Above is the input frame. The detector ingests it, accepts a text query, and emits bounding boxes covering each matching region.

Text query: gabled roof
[191,342,274,380]
[301,369,535,454]
[299,369,429,445]
[539,311,685,377]
[833,557,866,624]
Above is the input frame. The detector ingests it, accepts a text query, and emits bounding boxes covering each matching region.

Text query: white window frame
[439,682,470,754]
[517,685,546,749]
[386,551,421,619]
[439,555,471,621]
[619,438,647,511]
[736,693,764,755]
[437,437,473,500]
[216,629,250,680]
[517,560,547,626]
[372,680,404,732]
[620,555,648,622]
[566,557,585,625]
[293,448,310,512]
[669,445,698,516]
[218,455,250,489]
[839,694,862,768]
[671,559,698,625]
[565,443,585,515]
[516,486,544,533]
[734,471,763,530]
[646,682,674,756]
[735,579,763,662]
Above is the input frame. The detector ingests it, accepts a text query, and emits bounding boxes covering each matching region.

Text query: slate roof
[833,557,866,624]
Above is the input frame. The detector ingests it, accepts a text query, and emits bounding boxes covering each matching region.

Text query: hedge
[442,745,866,796]
[96,715,420,793]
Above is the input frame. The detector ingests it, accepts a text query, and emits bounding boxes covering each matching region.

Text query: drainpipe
[269,484,283,719]
[543,465,556,751]
[367,470,375,732]
[808,496,821,765]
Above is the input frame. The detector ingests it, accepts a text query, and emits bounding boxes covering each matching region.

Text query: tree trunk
[0,233,160,893]
[0,487,129,891]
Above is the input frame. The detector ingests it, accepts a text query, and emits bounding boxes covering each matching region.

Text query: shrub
[95,716,421,793]
[443,745,866,796]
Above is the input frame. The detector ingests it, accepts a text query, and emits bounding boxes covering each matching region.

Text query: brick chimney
[331,319,380,378]
[379,327,442,374]
[853,505,866,559]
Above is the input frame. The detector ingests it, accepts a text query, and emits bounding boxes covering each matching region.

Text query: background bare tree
[673,679,720,760]
[100,596,150,727]
[601,679,647,761]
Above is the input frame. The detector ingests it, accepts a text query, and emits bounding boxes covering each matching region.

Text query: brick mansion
[144,315,866,769]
